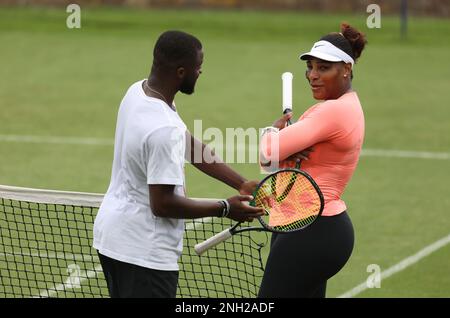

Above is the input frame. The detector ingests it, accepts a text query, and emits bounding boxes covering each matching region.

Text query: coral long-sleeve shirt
[260,91,365,216]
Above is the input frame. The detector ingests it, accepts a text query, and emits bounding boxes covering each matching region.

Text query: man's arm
[186,131,256,194]
[149,184,263,222]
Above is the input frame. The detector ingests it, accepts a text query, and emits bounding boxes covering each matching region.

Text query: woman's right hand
[283,147,314,166]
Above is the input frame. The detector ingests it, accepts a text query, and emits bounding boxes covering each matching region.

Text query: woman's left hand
[272,112,293,130]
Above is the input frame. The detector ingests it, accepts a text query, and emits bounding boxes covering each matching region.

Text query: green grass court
[1,6,450,298]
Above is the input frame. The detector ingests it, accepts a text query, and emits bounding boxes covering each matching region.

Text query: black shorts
[97,252,179,298]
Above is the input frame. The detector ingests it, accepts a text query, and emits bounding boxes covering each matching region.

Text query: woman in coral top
[258,23,367,298]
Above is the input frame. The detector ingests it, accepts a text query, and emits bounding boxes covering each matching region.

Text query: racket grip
[194,228,233,256]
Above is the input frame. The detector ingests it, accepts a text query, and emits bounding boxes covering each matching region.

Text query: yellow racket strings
[254,171,321,232]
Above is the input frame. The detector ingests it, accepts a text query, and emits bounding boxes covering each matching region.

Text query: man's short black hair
[153,30,202,69]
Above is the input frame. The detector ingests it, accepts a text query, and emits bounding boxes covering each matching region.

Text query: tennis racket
[194,168,324,256]
[280,71,302,193]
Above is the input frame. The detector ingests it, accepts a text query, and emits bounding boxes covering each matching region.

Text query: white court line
[0,251,95,262]
[1,134,450,160]
[0,134,113,146]
[361,149,450,160]
[38,265,104,298]
[338,232,450,298]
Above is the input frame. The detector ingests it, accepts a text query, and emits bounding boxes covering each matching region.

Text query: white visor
[299,40,354,66]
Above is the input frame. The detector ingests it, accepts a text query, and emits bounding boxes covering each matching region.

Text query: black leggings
[258,211,354,298]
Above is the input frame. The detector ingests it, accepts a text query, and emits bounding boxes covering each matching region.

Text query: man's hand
[238,180,259,196]
[226,195,264,222]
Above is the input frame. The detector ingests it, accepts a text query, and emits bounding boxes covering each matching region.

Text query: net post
[400,0,408,40]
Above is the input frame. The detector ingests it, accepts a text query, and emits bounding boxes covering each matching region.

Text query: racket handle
[194,228,233,256]
[282,72,293,113]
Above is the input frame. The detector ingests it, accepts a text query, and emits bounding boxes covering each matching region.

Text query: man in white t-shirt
[93,30,264,298]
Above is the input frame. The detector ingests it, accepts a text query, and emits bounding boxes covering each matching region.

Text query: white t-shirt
[93,80,187,271]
